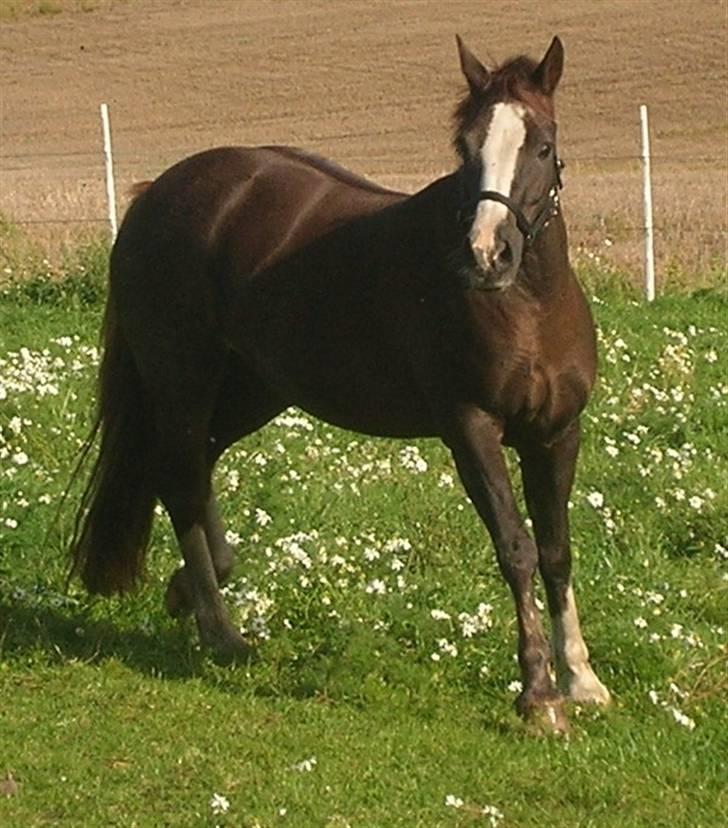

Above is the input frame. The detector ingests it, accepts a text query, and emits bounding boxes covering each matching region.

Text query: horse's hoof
[200,624,256,665]
[517,691,570,736]
[165,568,194,618]
[566,672,612,706]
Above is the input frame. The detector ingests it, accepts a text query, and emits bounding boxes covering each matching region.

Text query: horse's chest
[468,340,590,436]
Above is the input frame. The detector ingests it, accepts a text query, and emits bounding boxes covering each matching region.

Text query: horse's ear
[533,36,564,95]
[456,34,491,95]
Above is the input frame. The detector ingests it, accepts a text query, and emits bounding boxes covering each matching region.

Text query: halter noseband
[477,157,565,246]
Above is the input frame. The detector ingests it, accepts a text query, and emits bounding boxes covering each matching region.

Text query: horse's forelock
[452,55,555,157]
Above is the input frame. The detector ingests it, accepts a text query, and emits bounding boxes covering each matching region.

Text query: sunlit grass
[0,253,726,826]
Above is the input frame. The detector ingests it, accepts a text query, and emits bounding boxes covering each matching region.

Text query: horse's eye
[538,143,553,160]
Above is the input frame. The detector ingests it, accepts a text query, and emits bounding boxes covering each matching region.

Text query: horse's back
[117,145,402,276]
[109,145,403,368]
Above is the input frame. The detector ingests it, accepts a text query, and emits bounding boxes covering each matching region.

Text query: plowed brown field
[1,0,726,279]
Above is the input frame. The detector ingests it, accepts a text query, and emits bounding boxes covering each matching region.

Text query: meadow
[0,243,726,827]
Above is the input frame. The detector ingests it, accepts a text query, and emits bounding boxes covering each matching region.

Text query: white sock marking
[553,586,611,705]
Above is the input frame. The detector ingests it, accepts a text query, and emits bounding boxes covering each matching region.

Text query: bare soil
[1,0,726,280]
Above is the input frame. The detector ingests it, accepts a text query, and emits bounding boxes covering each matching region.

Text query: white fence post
[99,103,118,242]
[640,104,655,301]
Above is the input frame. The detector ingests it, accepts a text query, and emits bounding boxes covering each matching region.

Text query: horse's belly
[254,347,437,439]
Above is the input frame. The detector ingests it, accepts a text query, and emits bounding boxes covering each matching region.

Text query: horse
[70,35,611,732]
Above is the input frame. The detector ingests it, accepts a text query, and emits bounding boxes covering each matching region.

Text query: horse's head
[453,36,565,290]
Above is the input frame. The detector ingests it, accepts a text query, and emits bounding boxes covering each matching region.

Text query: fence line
[7,215,722,239]
[640,105,656,302]
[1,107,726,301]
[99,103,118,242]
[0,150,718,164]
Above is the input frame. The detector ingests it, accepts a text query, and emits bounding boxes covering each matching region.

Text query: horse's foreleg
[446,407,568,733]
[519,421,611,706]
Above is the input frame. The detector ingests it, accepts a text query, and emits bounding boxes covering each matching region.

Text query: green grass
[1,252,726,826]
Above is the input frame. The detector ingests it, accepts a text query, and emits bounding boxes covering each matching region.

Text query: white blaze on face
[470,102,527,257]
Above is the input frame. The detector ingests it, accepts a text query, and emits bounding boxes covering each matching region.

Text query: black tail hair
[69,299,156,594]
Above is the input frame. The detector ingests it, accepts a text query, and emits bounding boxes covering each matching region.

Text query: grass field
[0,248,726,826]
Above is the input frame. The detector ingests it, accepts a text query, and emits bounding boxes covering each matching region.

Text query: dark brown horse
[71,36,610,731]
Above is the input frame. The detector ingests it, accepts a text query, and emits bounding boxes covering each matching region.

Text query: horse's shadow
[0,597,565,736]
[0,597,204,681]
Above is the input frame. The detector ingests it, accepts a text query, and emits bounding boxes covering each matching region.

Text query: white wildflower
[482,804,505,826]
[669,706,696,730]
[209,793,231,815]
[365,578,387,595]
[291,756,317,773]
[586,491,604,509]
[254,507,272,526]
[363,546,380,562]
[399,445,428,474]
[437,638,458,657]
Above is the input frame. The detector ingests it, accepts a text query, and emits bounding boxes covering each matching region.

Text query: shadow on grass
[0,598,203,680]
[0,593,533,730]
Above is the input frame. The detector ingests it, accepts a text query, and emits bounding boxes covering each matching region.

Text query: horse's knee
[497,529,539,587]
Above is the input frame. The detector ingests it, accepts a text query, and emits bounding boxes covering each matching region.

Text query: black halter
[477,157,565,246]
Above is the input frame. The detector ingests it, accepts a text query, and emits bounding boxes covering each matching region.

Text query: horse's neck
[522,214,575,301]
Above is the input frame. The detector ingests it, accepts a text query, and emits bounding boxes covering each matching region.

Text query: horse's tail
[69,295,156,595]
[128,180,153,202]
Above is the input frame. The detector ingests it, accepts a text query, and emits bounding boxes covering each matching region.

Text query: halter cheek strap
[477,157,565,246]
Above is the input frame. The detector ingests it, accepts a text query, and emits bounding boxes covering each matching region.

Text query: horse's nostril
[493,240,513,272]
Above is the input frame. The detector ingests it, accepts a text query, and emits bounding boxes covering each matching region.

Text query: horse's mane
[266,145,401,198]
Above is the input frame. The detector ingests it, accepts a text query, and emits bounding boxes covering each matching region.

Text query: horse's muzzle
[466,221,522,290]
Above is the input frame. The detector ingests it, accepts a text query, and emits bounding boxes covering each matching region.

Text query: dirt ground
[1,0,726,278]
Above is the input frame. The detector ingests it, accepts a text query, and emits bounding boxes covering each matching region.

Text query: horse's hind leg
[202,492,236,582]
[164,492,235,618]
[519,422,611,705]
[165,362,285,622]
[153,404,251,659]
